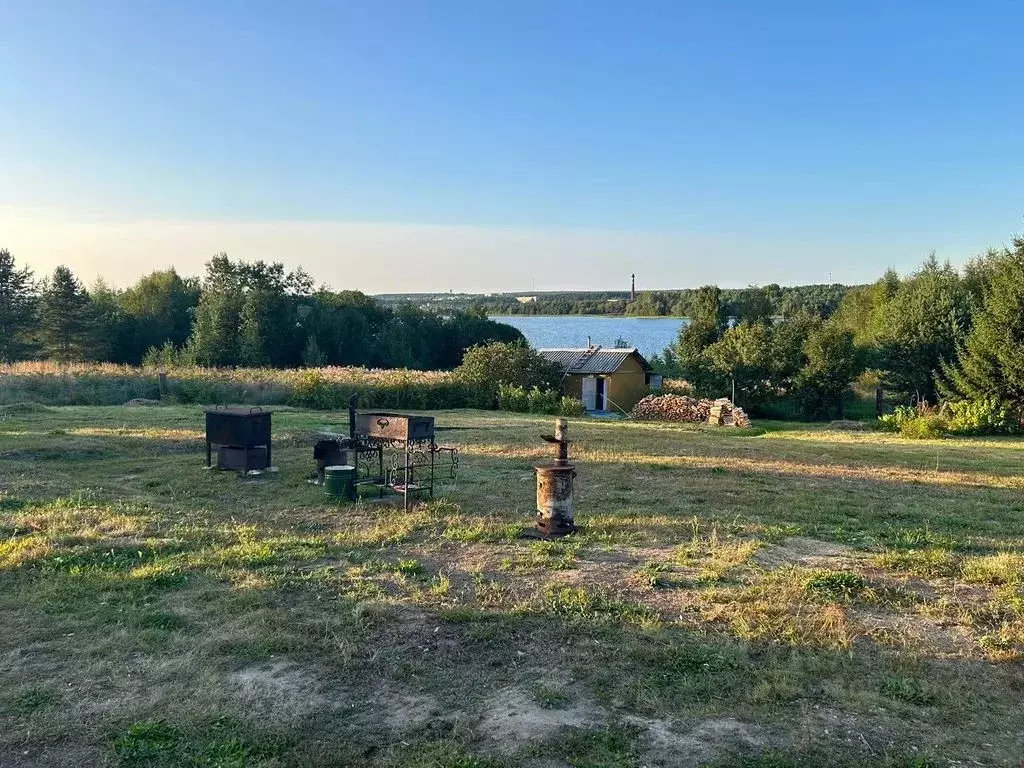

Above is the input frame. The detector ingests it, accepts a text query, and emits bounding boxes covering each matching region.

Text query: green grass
[1,405,1024,766]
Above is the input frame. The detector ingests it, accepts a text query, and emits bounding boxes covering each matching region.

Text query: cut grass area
[1,406,1023,766]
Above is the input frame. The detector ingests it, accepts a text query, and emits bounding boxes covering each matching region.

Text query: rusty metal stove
[534,418,577,536]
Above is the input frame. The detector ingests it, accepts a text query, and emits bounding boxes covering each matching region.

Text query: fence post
[158,370,168,399]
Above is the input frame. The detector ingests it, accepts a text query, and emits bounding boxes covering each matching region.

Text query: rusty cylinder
[536,418,577,536]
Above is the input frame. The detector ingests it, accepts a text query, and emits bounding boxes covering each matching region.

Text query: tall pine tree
[0,248,37,361]
[39,266,95,362]
[940,238,1024,417]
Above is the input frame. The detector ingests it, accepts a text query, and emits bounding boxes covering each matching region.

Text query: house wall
[560,355,649,413]
[605,355,648,412]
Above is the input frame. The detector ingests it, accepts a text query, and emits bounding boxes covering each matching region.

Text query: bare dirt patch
[638,716,768,767]
[476,686,768,765]
[229,659,329,717]
[476,686,602,751]
[754,536,859,570]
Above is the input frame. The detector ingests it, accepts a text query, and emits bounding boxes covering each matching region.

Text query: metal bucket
[324,465,356,500]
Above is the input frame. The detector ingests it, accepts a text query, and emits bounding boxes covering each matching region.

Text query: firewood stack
[631,394,751,428]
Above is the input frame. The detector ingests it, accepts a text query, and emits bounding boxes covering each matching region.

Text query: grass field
[1,404,1023,767]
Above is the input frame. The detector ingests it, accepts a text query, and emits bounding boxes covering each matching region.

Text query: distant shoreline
[489,313,690,320]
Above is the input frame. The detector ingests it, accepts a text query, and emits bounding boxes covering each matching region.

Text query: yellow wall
[561,355,649,413]
[605,355,648,412]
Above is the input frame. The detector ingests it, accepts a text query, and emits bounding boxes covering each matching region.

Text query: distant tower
[630,273,635,302]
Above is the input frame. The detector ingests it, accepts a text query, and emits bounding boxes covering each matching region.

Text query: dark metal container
[205,407,272,473]
[535,419,577,536]
[217,446,268,472]
[355,412,434,442]
[536,463,576,535]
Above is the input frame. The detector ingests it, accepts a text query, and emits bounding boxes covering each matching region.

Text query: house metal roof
[538,346,652,375]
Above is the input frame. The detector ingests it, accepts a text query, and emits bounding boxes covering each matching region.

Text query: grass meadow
[1,404,1023,766]
[0,363,476,410]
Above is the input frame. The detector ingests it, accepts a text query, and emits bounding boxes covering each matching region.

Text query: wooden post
[158,371,168,398]
[875,386,884,418]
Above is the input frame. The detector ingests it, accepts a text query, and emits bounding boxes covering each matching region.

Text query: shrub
[497,384,530,413]
[527,387,561,415]
[945,398,1022,436]
[498,384,577,416]
[899,413,948,440]
[877,405,917,432]
[559,397,586,417]
[456,341,562,408]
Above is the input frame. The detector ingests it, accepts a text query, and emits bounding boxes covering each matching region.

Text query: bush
[877,405,918,433]
[497,384,530,413]
[899,413,948,440]
[527,387,561,415]
[498,384,580,416]
[456,341,562,408]
[878,398,1021,439]
[559,397,586,417]
[945,398,1022,436]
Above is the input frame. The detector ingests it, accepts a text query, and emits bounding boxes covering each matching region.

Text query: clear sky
[2,1,1022,292]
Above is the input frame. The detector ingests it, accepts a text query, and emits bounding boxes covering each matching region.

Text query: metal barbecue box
[205,407,272,472]
[354,412,434,443]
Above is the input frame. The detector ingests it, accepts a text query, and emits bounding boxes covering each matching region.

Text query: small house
[539,346,659,413]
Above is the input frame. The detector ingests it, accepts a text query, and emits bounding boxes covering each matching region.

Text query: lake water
[490,315,687,359]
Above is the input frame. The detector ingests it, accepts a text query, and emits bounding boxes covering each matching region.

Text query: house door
[595,377,606,411]
[581,377,597,411]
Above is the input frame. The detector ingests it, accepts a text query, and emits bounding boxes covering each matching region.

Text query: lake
[490,315,687,359]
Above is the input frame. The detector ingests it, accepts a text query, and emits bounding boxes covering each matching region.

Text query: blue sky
[2,1,1022,291]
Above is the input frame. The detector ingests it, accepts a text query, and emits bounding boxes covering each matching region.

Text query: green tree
[793,322,863,420]
[0,248,37,361]
[38,266,96,362]
[188,254,244,366]
[736,286,773,324]
[940,238,1024,418]
[88,278,129,363]
[705,322,776,407]
[673,285,728,395]
[187,254,304,367]
[119,269,200,364]
[874,256,972,403]
[456,341,562,407]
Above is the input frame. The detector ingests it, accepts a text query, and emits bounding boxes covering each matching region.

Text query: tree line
[474,284,852,319]
[657,235,1024,425]
[0,250,523,369]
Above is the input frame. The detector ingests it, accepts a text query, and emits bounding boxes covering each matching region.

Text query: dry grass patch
[3,405,1024,766]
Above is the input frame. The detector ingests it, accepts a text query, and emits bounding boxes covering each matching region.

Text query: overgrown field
[0,363,477,410]
[1,405,1023,767]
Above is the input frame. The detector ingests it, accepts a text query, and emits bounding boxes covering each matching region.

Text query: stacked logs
[631,394,710,423]
[708,398,752,428]
[630,394,751,428]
